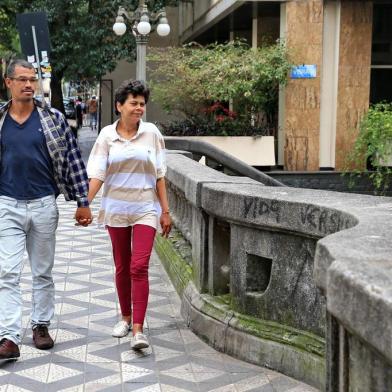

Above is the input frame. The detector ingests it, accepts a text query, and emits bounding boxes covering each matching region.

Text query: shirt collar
[109,119,144,142]
[0,98,49,119]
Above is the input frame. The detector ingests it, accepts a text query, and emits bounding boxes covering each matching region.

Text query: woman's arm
[88,178,104,203]
[156,177,172,237]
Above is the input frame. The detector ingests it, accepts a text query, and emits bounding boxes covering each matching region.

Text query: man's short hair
[6,59,35,78]
[114,80,150,115]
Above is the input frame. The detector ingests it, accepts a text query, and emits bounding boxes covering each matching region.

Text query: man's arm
[58,111,93,225]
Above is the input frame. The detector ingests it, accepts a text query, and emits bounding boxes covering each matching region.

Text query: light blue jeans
[0,194,59,344]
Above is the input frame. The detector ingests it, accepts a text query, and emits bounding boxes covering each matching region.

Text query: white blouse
[87,119,166,229]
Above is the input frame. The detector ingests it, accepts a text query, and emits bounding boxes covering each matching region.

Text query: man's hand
[160,213,172,238]
[75,207,93,227]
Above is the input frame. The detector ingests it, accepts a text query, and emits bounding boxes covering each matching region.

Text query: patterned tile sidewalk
[0,127,319,391]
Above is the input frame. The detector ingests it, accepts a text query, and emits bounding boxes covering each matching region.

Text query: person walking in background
[75,96,83,129]
[87,79,171,350]
[87,95,98,131]
[0,59,92,360]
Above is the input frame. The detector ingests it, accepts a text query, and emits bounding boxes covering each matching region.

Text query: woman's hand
[156,178,171,238]
[74,207,93,226]
[160,212,172,238]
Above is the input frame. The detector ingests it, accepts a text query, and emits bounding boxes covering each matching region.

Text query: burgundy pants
[107,225,156,325]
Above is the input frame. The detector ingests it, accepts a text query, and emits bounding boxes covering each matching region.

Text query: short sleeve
[155,129,166,179]
[87,132,109,182]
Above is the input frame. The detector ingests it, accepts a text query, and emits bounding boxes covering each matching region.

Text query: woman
[87,80,171,349]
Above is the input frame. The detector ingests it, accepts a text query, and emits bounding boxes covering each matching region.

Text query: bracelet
[162,210,170,214]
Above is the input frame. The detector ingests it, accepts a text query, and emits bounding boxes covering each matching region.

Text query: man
[87,95,98,131]
[75,96,83,130]
[0,59,92,360]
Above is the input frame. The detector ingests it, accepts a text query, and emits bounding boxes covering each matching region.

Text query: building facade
[178,0,391,171]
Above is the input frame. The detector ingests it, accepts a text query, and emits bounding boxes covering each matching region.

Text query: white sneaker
[131,332,149,350]
[112,320,131,338]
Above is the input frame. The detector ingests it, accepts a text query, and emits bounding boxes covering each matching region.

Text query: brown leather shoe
[0,338,20,359]
[33,325,54,350]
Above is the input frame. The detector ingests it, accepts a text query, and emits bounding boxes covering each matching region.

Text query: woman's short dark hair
[114,79,150,115]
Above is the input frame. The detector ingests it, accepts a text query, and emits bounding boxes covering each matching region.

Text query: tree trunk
[50,71,65,114]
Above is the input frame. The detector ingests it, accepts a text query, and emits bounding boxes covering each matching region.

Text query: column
[334,2,373,170]
[284,0,324,171]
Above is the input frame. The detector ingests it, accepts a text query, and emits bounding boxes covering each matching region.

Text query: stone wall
[335,2,373,170]
[283,1,373,171]
[156,152,392,391]
[284,0,323,171]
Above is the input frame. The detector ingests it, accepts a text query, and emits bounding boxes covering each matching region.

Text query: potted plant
[148,40,291,166]
[345,102,392,194]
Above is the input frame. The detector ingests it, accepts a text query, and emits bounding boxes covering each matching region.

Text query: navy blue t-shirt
[0,108,58,199]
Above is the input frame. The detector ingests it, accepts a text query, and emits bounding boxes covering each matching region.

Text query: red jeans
[107,225,156,325]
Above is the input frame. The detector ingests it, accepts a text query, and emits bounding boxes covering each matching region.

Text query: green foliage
[5,0,139,80]
[0,1,23,99]
[0,1,20,55]
[0,0,178,79]
[0,0,178,105]
[148,40,291,135]
[345,102,392,194]
[159,108,271,137]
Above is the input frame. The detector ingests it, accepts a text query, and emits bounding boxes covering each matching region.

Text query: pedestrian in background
[0,59,92,360]
[87,95,98,131]
[86,79,171,350]
[75,96,83,129]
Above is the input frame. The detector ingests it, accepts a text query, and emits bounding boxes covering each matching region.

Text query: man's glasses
[9,77,38,84]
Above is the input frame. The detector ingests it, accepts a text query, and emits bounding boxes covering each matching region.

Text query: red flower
[227,110,237,119]
[201,102,236,121]
[210,102,223,112]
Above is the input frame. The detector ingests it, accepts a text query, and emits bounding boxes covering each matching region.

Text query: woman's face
[116,94,146,123]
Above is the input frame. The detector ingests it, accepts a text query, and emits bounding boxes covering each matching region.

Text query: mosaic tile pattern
[0,127,319,391]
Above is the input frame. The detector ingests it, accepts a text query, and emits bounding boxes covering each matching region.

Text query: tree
[345,103,392,194]
[0,1,23,100]
[0,0,179,111]
[148,40,291,136]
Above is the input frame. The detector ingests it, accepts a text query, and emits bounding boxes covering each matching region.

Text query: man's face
[5,66,37,102]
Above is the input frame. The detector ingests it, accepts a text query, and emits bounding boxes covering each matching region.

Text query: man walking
[0,59,92,360]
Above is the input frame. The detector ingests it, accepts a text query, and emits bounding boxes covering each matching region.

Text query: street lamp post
[113,0,170,83]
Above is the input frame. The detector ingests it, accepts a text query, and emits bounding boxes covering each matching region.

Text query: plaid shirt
[0,99,89,207]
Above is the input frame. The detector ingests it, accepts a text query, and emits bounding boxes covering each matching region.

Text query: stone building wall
[284,0,323,171]
[335,2,373,170]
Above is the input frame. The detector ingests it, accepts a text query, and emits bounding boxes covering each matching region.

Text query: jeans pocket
[0,196,17,207]
[32,201,59,235]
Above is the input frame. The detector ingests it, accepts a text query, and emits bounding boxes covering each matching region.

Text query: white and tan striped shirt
[87,119,166,229]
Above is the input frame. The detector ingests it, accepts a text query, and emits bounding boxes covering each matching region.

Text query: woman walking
[86,80,171,349]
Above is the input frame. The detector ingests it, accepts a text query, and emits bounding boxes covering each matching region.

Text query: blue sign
[290,64,317,79]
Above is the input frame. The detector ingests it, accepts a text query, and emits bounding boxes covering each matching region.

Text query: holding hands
[75,207,93,226]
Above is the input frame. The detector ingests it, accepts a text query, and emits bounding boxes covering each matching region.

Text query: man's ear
[4,77,12,89]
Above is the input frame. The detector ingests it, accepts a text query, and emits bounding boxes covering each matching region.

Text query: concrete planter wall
[155,152,392,391]
[182,136,275,166]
